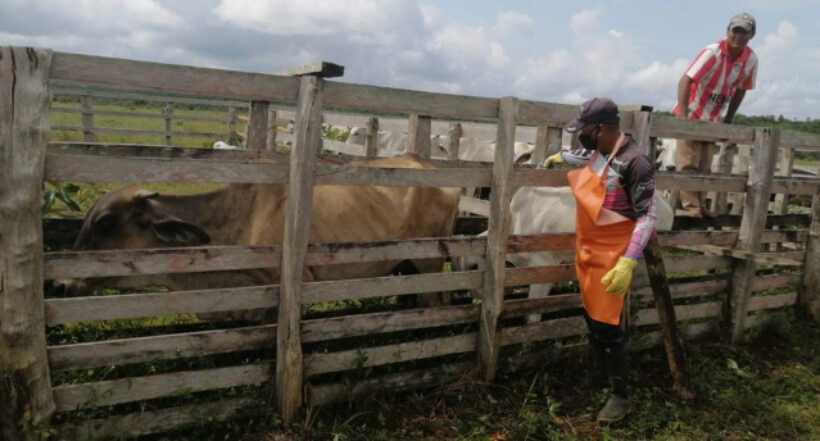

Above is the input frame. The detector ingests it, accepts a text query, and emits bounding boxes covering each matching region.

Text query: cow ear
[151,220,211,246]
[515,151,532,165]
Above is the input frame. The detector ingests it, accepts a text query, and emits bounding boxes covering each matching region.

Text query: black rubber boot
[597,342,630,423]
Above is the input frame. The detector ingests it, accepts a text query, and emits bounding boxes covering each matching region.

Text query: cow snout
[665,165,676,171]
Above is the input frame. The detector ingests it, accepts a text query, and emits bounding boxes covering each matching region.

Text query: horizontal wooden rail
[500,294,582,319]
[56,398,260,439]
[304,333,476,376]
[634,301,722,327]
[47,142,280,161]
[52,125,228,140]
[44,285,278,325]
[499,315,586,346]
[50,108,231,124]
[52,85,251,108]
[48,325,276,371]
[633,279,729,300]
[650,115,755,143]
[302,271,484,304]
[747,292,798,312]
[505,264,576,286]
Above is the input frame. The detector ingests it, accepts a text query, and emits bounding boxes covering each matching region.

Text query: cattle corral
[1,47,820,441]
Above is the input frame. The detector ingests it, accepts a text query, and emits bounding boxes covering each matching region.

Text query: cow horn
[133,189,159,201]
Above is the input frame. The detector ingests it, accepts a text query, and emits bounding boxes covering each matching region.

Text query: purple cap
[565,97,620,133]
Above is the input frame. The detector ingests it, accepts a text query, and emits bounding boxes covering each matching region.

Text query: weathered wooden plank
[273,61,344,78]
[44,285,278,325]
[277,76,323,422]
[48,325,276,371]
[52,52,300,104]
[247,100,271,150]
[510,168,568,187]
[678,244,803,267]
[650,114,756,143]
[800,194,820,320]
[447,122,462,161]
[365,117,379,158]
[658,230,738,247]
[304,333,476,376]
[51,125,230,139]
[747,292,798,312]
[773,148,795,214]
[50,108,230,123]
[633,279,729,300]
[516,100,582,127]
[752,273,803,292]
[478,97,518,382]
[53,362,272,411]
[45,153,290,184]
[407,114,432,159]
[52,85,251,107]
[80,95,95,142]
[304,237,487,265]
[505,265,576,286]
[163,102,173,145]
[506,233,575,253]
[47,142,280,161]
[458,196,490,217]
[499,316,587,346]
[780,129,820,150]
[770,177,820,196]
[302,271,483,304]
[313,164,492,187]
[0,46,56,439]
[301,305,478,343]
[633,322,715,351]
[634,301,723,327]
[56,398,260,440]
[44,245,282,280]
[307,362,472,406]
[500,294,582,319]
[656,172,747,192]
[323,81,499,121]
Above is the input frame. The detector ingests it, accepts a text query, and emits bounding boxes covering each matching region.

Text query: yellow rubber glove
[600,256,638,297]
[538,152,564,169]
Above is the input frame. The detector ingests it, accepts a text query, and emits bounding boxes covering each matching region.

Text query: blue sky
[1,0,818,119]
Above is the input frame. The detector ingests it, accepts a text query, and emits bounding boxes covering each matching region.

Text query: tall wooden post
[714,143,737,214]
[275,76,323,422]
[227,106,238,144]
[447,122,462,161]
[728,128,780,343]
[267,109,277,150]
[800,194,820,321]
[365,117,379,158]
[534,125,549,165]
[80,95,95,142]
[631,108,653,156]
[0,46,56,441]
[247,100,270,150]
[477,97,517,381]
[163,102,173,146]
[773,147,794,214]
[408,114,432,159]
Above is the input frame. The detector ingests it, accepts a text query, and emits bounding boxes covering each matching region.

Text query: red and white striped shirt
[674,40,758,122]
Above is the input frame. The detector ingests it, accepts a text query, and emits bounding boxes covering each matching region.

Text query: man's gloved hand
[600,256,638,296]
[538,152,564,169]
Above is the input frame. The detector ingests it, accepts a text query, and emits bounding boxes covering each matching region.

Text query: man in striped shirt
[674,13,758,218]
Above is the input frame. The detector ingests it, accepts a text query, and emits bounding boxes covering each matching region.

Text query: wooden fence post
[533,125,548,165]
[163,102,173,146]
[773,147,794,214]
[81,95,95,142]
[267,108,277,150]
[0,46,56,441]
[730,144,752,215]
[365,117,379,158]
[631,108,653,156]
[275,76,323,423]
[447,122,462,161]
[713,143,737,214]
[227,106,238,144]
[247,100,270,150]
[477,97,518,381]
[799,194,820,321]
[728,128,780,343]
[408,114,432,159]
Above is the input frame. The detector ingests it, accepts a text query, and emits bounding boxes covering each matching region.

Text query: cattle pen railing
[1,46,819,441]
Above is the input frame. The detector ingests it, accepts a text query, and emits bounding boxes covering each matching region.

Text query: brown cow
[63,154,461,309]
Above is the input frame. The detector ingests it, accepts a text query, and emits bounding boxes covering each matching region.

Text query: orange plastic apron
[567,135,636,325]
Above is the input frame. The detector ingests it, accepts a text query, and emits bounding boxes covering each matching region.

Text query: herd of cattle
[62,126,690,317]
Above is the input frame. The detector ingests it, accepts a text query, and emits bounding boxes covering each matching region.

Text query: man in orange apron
[541,98,659,423]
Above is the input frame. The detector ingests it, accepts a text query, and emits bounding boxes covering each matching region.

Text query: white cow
[213,141,241,150]
[655,138,751,174]
[345,127,447,158]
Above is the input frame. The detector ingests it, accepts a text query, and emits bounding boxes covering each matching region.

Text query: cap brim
[565,118,585,133]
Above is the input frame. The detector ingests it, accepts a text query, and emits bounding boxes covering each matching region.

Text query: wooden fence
[1,46,819,441]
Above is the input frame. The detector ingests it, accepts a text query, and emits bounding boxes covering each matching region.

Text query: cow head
[57,186,211,295]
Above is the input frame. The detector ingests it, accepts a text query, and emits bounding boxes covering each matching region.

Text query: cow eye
[93,213,117,233]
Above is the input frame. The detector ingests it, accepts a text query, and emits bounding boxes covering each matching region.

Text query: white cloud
[570,8,601,34]
[494,11,535,35]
